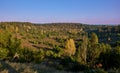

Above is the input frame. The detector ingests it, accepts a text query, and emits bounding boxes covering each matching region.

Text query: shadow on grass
[0,60,19,73]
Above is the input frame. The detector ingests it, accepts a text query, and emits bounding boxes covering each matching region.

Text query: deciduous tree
[65,39,76,56]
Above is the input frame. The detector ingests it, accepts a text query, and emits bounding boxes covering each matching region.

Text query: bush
[33,49,45,63]
[98,46,120,70]
[46,50,54,57]
[84,68,107,73]
[7,37,21,57]
[0,62,3,71]
[59,56,88,72]
[18,48,34,62]
[52,45,64,58]
[0,48,9,60]
[0,30,11,48]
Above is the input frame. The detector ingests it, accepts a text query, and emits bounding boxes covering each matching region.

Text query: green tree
[87,44,101,66]
[0,30,11,48]
[76,35,88,65]
[7,36,21,57]
[0,30,21,58]
[98,44,116,69]
[87,33,100,67]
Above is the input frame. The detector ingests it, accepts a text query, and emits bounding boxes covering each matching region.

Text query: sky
[0,0,120,24]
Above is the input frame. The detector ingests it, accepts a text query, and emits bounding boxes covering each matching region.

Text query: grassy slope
[0,61,84,73]
[1,22,119,50]
[0,22,120,73]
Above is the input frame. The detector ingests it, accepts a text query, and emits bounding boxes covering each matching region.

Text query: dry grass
[0,61,83,73]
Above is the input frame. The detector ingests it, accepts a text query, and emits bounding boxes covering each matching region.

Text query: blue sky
[0,0,120,24]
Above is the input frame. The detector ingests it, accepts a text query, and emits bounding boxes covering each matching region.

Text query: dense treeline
[0,22,120,73]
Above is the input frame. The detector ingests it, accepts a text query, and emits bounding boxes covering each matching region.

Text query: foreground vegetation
[0,22,120,73]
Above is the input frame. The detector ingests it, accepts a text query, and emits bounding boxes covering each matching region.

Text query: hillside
[0,22,120,73]
[0,22,86,50]
[0,22,119,49]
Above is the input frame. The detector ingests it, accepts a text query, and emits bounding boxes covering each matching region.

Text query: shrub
[7,37,21,57]
[0,48,9,60]
[98,46,120,69]
[60,56,88,72]
[18,48,34,62]
[46,50,54,57]
[52,45,64,58]
[33,49,45,63]
[84,68,107,73]
[0,62,4,71]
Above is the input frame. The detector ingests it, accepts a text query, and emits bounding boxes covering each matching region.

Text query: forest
[0,22,120,73]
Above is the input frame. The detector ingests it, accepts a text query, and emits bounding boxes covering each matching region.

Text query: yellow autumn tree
[15,26,19,33]
[65,39,76,56]
[90,32,98,45]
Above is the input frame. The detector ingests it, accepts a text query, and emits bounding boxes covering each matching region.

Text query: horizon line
[0,21,119,25]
